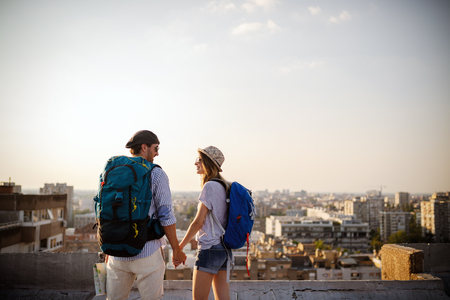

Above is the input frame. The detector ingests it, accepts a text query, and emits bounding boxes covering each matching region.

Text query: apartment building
[0,180,21,194]
[395,192,410,207]
[65,224,99,253]
[266,215,369,252]
[0,184,67,253]
[40,183,74,227]
[344,196,384,231]
[310,250,381,281]
[421,192,450,242]
[379,212,412,241]
[336,219,370,252]
[74,212,96,229]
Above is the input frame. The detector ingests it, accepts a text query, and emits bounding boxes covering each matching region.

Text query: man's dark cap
[125,130,159,148]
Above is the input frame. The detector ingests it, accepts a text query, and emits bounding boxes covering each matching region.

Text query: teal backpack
[93,156,164,257]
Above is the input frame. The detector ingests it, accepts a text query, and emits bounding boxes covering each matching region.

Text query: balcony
[0,244,449,300]
[0,221,22,231]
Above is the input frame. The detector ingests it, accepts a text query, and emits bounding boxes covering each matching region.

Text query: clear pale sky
[1,0,449,194]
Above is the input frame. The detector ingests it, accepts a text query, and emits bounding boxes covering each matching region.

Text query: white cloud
[329,16,339,23]
[243,0,276,12]
[242,3,255,12]
[231,20,280,35]
[231,22,264,35]
[266,20,280,32]
[203,1,236,12]
[339,11,351,21]
[329,10,351,24]
[308,6,321,16]
[308,61,325,69]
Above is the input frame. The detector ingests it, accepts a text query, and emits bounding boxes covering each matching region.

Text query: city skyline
[1,0,449,194]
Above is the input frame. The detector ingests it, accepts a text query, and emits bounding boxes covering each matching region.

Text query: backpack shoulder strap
[209,210,226,237]
[210,178,230,198]
[207,178,229,237]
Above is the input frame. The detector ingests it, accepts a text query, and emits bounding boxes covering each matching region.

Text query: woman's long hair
[199,151,230,192]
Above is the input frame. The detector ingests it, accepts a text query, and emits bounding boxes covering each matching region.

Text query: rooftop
[0,244,449,300]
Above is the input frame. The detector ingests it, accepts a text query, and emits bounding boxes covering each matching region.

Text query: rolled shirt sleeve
[150,167,176,227]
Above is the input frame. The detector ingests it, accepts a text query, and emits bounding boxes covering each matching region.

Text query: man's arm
[151,168,186,265]
[163,223,186,265]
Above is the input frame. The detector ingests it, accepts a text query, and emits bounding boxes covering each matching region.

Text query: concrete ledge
[1,252,449,300]
[381,244,424,280]
[0,289,95,300]
[90,280,449,300]
[0,252,100,290]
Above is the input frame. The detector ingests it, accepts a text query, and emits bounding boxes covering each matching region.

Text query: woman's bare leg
[193,268,214,300]
[212,270,230,300]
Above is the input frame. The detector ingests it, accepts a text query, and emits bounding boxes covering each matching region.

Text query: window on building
[24,211,33,222]
[40,210,51,220]
[33,211,39,222]
[40,238,48,249]
[57,209,64,219]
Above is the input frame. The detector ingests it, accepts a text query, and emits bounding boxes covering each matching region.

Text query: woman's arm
[179,203,209,249]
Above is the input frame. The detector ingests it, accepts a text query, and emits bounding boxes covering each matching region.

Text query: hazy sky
[1,0,449,194]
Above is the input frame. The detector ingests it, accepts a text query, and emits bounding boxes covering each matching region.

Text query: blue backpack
[210,179,256,249]
[93,156,164,257]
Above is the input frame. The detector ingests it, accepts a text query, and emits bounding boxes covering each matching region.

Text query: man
[106,130,186,300]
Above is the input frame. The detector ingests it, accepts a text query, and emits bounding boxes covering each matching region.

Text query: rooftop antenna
[365,185,387,197]
[379,185,387,197]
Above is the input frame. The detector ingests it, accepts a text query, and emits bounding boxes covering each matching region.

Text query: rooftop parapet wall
[381,244,424,280]
[0,253,97,291]
[400,243,450,274]
[0,251,448,300]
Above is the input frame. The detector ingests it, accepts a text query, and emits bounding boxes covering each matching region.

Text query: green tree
[185,205,197,219]
[369,228,384,252]
[314,239,324,250]
[388,230,408,244]
[407,214,423,243]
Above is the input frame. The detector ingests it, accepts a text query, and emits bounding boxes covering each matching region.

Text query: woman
[175,146,231,300]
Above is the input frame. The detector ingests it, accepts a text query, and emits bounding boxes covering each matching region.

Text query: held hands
[172,247,186,268]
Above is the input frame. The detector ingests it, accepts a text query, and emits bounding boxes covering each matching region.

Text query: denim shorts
[195,243,230,274]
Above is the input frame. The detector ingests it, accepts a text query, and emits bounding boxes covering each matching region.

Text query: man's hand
[172,249,186,268]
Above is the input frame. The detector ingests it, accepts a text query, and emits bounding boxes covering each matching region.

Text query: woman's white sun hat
[198,146,225,172]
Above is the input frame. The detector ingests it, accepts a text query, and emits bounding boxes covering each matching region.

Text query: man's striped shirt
[112,166,176,261]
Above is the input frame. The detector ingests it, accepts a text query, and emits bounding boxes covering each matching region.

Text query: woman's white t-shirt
[195,181,228,250]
